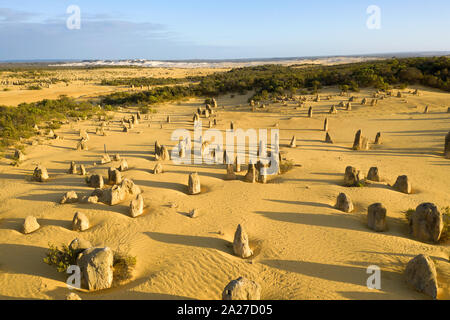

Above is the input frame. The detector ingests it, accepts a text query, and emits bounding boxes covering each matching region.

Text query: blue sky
[0,0,449,60]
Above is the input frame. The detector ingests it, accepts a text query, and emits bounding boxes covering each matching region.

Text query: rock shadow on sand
[264,199,333,209]
[254,210,370,234]
[0,218,70,232]
[144,232,232,255]
[261,259,399,289]
[0,243,66,282]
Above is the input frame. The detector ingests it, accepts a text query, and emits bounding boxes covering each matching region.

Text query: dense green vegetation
[101,85,197,106]
[26,85,42,90]
[0,96,108,151]
[43,243,78,273]
[196,56,450,100]
[100,76,202,87]
[100,56,450,105]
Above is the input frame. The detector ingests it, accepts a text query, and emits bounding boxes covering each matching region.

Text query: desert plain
[0,66,448,300]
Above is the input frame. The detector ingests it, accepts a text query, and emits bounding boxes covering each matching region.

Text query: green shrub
[100,76,196,87]
[355,180,368,188]
[27,85,42,90]
[113,252,137,284]
[138,105,157,114]
[0,96,108,148]
[349,81,360,92]
[48,122,62,130]
[280,159,295,174]
[15,144,25,152]
[340,84,349,92]
[43,243,78,273]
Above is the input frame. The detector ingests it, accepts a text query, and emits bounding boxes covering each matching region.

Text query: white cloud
[0,8,198,60]
[0,7,35,22]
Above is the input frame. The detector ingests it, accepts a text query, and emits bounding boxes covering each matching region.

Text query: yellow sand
[0,86,448,300]
[0,67,227,106]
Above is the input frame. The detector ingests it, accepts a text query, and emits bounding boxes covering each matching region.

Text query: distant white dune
[49,56,382,69]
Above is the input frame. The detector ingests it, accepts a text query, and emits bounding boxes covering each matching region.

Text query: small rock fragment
[352,129,369,151]
[344,166,361,187]
[367,203,387,232]
[14,150,26,162]
[66,293,82,300]
[289,135,297,148]
[68,161,77,174]
[393,175,411,194]
[410,203,443,243]
[405,254,438,299]
[374,132,382,145]
[129,194,144,218]
[116,159,128,172]
[87,174,104,189]
[23,216,40,234]
[188,209,198,218]
[335,193,354,213]
[108,168,122,185]
[222,277,261,300]
[60,191,79,204]
[72,212,89,231]
[188,172,201,195]
[367,167,381,182]
[233,224,253,258]
[244,164,256,183]
[153,163,163,174]
[225,164,236,180]
[32,165,49,182]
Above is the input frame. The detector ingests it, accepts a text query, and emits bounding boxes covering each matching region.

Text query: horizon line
[1,50,449,64]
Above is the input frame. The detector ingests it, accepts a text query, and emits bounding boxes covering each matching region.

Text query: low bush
[138,105,158,114]
[0,96,112,148]
[113,252,137,284]
[280,159,295,174]
[27,85,42,90]
[44,243,137,285]
[43,243,77,273]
